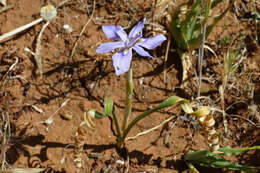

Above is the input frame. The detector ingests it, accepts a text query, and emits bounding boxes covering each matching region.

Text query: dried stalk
[70,0,96,58]
[0,112,11,170]
[0,5,14,14]
[125,116,174,141]
[163,35,171,83]
[35,20,50,78]
[74,121,88,168]
[0,18,44,42]
[74,111,94,168]
[0,57,18,88]
[0,1,70,43]
[0,0,6,6]
[2,168,45,173]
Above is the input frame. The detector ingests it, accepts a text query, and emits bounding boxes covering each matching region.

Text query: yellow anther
[138,38,144,42]
[123,49,129,55]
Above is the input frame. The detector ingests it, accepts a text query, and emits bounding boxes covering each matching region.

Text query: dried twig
[0,57,19,88]
[2,168,46,173]
[34,5,57,78]
[163,34,171,83]
[0,4,14,14]
[70,0,96,58]
[126,116,174,141]
[56,0,71,9]
[35,20,50,78]
[0,1,70,43]
[0,0,6,6]
[0,18,44,43]
[0,112,11,170]
[44,99,70,125]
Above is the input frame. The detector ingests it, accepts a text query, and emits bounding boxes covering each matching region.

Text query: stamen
[138,38,144,42]
[123,49,128,55]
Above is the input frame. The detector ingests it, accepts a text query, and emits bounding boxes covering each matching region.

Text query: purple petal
[102,25,121,40]
[138,34,167,50]
[116,26,128,43]
[129,18,146,39]
[112,49,132,76]
[96,41,124,54]
[133,45,153,58]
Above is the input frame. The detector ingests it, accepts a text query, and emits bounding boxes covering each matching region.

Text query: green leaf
[171,0,234,52]
[171,6,189,51]
[91,97,113,119]
[226,49,231,73]
[181,0,201,41]
[121,96,185,143]
[112,108,121,138]
[211,0,224,9]
[218,146,260,156]
[204,0,235,40]
[185,147,260,173]
[104,97,113,116]
[112,107,121,138]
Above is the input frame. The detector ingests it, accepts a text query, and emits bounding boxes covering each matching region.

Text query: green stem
[121,68,133,134]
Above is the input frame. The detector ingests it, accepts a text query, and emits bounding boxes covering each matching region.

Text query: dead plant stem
[1,112,10,170]
[70,0,96,58]
[0,18,44,43]
[197,23,206,98]
[35,20,50,78]
[126,116,174,141]
[0,57,19,89]
[0,4,14,14]
[163,35,171,83]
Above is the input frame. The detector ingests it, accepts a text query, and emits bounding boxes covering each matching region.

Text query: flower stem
[121,68,133,135]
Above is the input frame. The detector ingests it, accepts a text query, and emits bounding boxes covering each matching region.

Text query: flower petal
[129,18,146,39]
[112,49,132,76]
[102,25,121,40]
[133,45,153,58]
[138,34,167,49]
[96,41,124,54]
[116,26,128,43]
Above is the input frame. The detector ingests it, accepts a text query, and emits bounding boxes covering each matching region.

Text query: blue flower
[96,18,167,76]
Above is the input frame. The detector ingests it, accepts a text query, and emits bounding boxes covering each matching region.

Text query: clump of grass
[219,45,246,133]
[170,0,235,92]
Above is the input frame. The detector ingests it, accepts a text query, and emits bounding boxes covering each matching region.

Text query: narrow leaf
[218,146,260,156]
[104,97,113,116]
[112,107,121,138]
[185,149,258,172]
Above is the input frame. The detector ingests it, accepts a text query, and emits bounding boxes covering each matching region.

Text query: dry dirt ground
[0,0,260,172]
